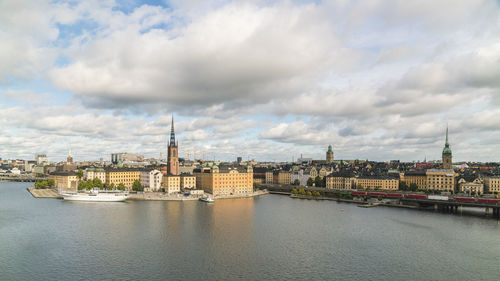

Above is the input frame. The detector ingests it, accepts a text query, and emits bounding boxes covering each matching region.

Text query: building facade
[49,171,79,193]
[140,169,163,192]
[458,178,484,195]
[194,165,253,196]
[484,177,500,194]
[326,145,334,164]
[105,168,141,189]
[442,127,453,169]
[84,167,106,183]
[402,170,427,190]
[180,175,196,190]
[167,116,180,175]
[326,175,354,190]
[426,169,456,192]
[162,175,181,194]
[356,177,399,190]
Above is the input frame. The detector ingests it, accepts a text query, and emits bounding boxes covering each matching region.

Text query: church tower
[442,126,452,169]
[67,144,73,164]
[167,115,180,175]
[326,145,334,164]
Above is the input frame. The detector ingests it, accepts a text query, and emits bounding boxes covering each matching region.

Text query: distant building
[326,174,355,190]
[237,157,242,163]
[402,170,427,190]
[167,116,180,175]
[426,169,456,193]
[326,145,334,164]
[356,177,399,191]
[141,169,163,192]
[111,153,138,165]
[162,175,180,194]
[105,168,141,189]
[180,175,196,190]
[458,178,484,195]
[84,167,106,183]
[49,171,79,193]
[484,177,500,194]
[35,154,49,165]
[442,126,453,169]
[194,165,253,196]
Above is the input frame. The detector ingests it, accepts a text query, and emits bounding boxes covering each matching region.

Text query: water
[1,182,500,281]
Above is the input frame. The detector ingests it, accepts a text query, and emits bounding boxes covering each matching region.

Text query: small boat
[199,197,214,203]
[62,188,128,202]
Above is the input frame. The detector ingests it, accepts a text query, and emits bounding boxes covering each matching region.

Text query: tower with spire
[442,126,452,169]
[326,145,334,164]
[67,144,73,164]
[167,115,180,175]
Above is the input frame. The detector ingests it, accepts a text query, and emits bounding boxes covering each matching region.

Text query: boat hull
[63,194,128,202]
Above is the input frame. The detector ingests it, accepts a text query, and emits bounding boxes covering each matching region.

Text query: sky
[0,0,500,162]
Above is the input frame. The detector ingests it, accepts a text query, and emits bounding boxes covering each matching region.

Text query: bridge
[0,175,48,182]
[401,198,500,219]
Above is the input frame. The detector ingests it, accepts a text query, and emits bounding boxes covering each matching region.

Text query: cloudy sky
[1,0,499,162]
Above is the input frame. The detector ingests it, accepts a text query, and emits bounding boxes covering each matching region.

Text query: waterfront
[1,182,500,281]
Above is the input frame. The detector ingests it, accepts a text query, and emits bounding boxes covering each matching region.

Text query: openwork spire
[169,114,176,146]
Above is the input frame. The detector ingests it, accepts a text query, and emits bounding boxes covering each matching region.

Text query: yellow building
[49,171,79,193]
[356,177,399,190]
[402,170,427,190]
[276,171,291,185]
[326,175,354,190]
[163,175,181,194]
[105,168,141,189]
[194,165,253,196]
[458,178,484,195]
[484,177,500,194]
[180,175,196,190]
[426,169,456,192]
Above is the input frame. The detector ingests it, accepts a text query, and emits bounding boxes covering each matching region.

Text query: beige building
[326,175,354,190]
[180,175,196,190]
[141,169,163,192]
[265,171,273,184]
[484,177,500,194]
[426,169,456,192]
[84,167,106,183]
[402,170,427,190]
[356,177,399,190]
[105,168,142,189]
[162,175,181,194]
[49,171,79,193]
[275,171,291,185]
[458,178,484,195]
[194,165,253,196]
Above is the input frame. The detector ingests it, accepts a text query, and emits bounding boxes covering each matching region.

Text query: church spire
[169,114,176,146]
[445,124,449,146]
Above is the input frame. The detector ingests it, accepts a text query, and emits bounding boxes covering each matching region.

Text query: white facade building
[141,169,163,192]
[84,167,106,183]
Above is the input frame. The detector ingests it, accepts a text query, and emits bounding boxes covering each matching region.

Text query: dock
[27,187,62,199]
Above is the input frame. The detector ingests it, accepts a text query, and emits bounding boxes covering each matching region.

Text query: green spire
[445,125,449,145]
[327,145,333,153]
[442,125,452,157]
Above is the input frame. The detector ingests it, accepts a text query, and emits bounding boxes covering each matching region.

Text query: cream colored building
[84,167,106,183]
[49,171,79,193]
[105,168,142,189]
[356,177,399,190]
[326,176,355,190]
[141,169,163,192]
[484,177,500,194]
[458,178,484,195]
[194,165,253,196]
[180,175,196,190]
[162,175,181,194]
[276,171,291,185]
[402,170,427,190]
[426,169,456,193]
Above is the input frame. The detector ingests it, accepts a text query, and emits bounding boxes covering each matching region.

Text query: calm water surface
[1,182,500,281]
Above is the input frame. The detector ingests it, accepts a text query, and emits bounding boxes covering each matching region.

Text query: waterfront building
[326,175,354,190]
[402,170,427,190]
[140,169,163,192]
[290,169,309,186]
[442,127,453,169]
[49,171,79,193]
[355,177,399,190]
[180,174,196,190]
[265,171,273,184]
[167,116,180,175]
[105,168,141,189]
[326,145,334,164]
[426,169,456,193]
[162,175,181,194]
[458,178,484,195]
[193,165,253,196]
[84,167,106,183]
[484,177,500,194]
[274,170,291,184]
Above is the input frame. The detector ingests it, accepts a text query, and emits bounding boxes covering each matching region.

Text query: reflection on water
[1,182,500,281]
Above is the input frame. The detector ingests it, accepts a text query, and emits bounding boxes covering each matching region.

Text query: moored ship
[62,189,128,202]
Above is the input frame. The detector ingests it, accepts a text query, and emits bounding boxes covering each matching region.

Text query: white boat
[199,197,214,203]
[63,189,128,202]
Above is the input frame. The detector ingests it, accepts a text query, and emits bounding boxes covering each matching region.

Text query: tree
[132,180,143,192]
[314,176,322,188]
[313,191,321,197]
[109,183,115,190]
[299,188,306,195]
[322,177,327,188]
[400,181,408,191]
[117,183,126,191]
[291,188,298,194]
[92,178,103,189]
[35,181,48,189]
[253,182,260,190]
[307,177,314,187]
[306,191,312,196]
[78,181,89,190]
[293,179,300,186]
[76,169,83,180]
[47,179,55,187]
[409,183,418,192]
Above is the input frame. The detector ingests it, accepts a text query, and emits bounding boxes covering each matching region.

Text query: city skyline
[1,0,500,162]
